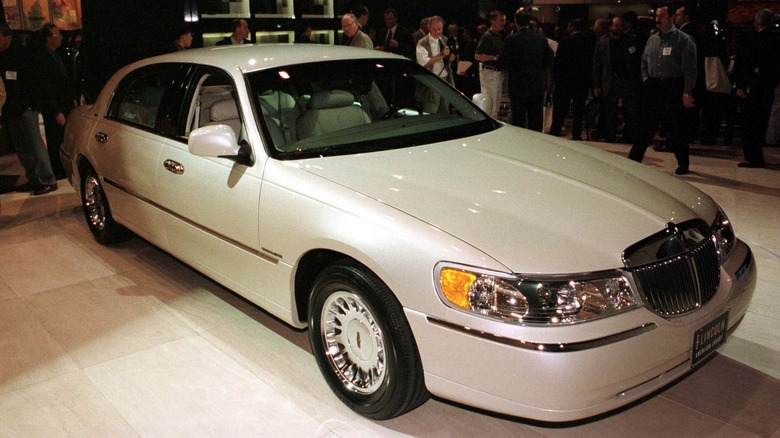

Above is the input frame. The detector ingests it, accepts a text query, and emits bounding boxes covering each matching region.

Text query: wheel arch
[76,154,95,187]
[293,248,367,325]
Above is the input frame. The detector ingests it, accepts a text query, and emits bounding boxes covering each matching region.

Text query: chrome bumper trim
[426,317,657,352]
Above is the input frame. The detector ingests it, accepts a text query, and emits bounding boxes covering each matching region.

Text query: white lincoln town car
[61,45,756,422]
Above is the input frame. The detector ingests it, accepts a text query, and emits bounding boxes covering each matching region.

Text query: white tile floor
[1,142,778,437]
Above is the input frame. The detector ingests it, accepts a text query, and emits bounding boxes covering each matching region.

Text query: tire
[308,261,429,420]
[80,167,131,244]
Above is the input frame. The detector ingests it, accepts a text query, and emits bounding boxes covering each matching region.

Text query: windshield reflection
[248,59,495,159]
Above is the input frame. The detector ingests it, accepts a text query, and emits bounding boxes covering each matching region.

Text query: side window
[107,64,181,130]
[184,69,240,139]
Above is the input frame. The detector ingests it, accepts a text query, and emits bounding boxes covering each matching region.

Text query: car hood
[296,127,716,273]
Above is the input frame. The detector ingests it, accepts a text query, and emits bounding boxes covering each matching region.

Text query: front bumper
[407,240,756,422]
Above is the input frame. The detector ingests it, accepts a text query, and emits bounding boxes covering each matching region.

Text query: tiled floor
[0,142,778,437]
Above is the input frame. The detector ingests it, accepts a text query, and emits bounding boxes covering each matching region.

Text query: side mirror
[472,93,493,115]
[189,124,253,166]
[189,124,240,157]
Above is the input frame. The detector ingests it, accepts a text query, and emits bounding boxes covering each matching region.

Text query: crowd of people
[329,3,779,173]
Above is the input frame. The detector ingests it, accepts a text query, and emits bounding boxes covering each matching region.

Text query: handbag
[705,56,732,94]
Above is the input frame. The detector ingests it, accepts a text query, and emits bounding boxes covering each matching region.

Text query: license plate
[691,311,729,367]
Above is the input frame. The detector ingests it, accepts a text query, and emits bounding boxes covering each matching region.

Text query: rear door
[91,63,188,243]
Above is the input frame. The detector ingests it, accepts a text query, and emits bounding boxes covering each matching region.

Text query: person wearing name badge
[628,3,697,175]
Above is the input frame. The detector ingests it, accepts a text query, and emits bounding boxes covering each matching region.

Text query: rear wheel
[308,261,429,420]
[81,167,131,244]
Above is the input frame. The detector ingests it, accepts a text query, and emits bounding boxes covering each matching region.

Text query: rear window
[107,64,182,131]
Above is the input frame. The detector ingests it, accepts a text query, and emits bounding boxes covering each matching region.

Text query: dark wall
[685,0,729,24]
[79,0,184,101]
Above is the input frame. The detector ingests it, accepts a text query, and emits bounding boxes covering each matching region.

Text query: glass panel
[107,65,180,130]
[254,0,293,18]
[184,69,236,138]
[247,59,495,158]
[203,32,232,47]
[310,30,334,45]
[301,0,334,18]
[201,0,250,18]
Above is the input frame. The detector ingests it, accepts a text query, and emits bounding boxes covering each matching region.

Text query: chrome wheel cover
[84,174,106,232]
[320,291,386,395]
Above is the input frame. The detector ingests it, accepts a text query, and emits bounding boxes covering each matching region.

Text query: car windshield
[247,59,496,159]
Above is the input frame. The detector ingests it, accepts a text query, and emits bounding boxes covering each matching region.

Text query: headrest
[259,90,296,109]
[308,90,355,110]
[210,99,239,121]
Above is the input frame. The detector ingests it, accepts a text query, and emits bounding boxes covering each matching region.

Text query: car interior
[295,89,372,140]
[186,73,242,141]
[115,82,167,128]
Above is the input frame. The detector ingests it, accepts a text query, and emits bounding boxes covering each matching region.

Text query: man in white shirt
[416,16,456,113]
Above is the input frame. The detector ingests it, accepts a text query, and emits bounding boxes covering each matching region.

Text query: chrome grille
[631,236,720,317]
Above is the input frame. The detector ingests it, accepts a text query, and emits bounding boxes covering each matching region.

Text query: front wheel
[308,261,429,419]
[81,167,131,244]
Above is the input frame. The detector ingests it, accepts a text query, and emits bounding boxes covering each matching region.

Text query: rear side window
[107,64,182,130]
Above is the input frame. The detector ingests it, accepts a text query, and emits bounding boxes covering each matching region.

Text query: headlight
[713,208,736,262]
[436,264,639,324]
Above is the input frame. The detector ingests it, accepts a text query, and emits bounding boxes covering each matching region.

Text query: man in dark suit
[171,25,193,52]
[374,8,415,59]
[216,18,250,45]
[412,17,429,45]
[733,9,780,168]
[498,11,553,131]
[592,16,641,143]
[35,23,77,179]
[549,18,593,140]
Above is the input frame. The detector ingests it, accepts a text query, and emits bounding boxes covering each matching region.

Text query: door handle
[95,132,108,143]
[163,159,185,175]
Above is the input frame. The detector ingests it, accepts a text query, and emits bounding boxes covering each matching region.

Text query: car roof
[142,44,404,74]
